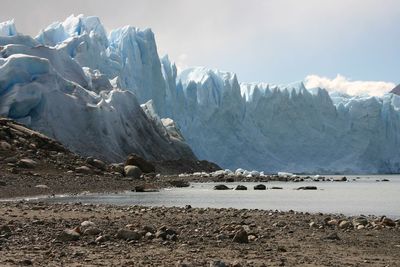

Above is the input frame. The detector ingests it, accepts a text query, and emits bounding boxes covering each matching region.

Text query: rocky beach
[0,202,399,266]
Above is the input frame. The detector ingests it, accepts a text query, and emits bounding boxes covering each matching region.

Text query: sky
[1,0,399,95]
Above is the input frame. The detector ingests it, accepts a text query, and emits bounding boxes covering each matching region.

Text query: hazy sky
[1,0,399,91]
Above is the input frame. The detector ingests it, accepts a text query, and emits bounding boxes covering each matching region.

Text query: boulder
[124,165,142,179]
[235,185,247,190]
[88,158,107,171]
[253,184,266,190]
[214,184,230,190]
[297,186,317,190]
[125,154,155,173]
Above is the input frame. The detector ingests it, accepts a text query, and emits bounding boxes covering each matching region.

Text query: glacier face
[0,15,399,173]
[167,68,400,173]
[0,17,195,162]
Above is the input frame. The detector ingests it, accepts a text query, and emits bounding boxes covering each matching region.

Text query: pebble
[232,229,248,243]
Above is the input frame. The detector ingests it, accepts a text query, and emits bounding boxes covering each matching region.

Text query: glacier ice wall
[167,68,400,173]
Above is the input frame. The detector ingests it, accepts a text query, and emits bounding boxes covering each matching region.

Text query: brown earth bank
[0,202,399,267]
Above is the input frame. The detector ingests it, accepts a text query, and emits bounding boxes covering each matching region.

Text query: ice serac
[0,20,17,37]
[0,18,196,162]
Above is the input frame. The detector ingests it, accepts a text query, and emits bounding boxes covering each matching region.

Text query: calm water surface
[45,175,400,217]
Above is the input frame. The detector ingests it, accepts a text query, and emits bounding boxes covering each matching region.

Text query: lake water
[44,175,400,217]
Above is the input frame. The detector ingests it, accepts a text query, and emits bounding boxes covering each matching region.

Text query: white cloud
[175,53,188,72]
[304,74,396,97]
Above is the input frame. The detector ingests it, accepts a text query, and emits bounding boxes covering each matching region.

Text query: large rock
[253,184,266,190]
[124,165,142,179]
[214,184,230,190]
[125,154,155,173]
[235,185,247,190]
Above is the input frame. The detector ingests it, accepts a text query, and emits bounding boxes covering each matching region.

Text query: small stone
[209,260,227,267]
[18,158,38,169]
[232,229,248,243]
[75,166,93,174]
[35,184,49,189]
[327,219,338,226]
[19,259,33,266]
[0,141,12,150]
[273,221,287,228]
[115,229,141,241]
[338,220,352,229]
[57,229,80,242]
[156,230,167,240]
[323,232,340,241]
[353,217,368,226]
[357,225,365,230]
[95,235,109,243]
[84,227,101,236]
[382,217,396,227]
[309,222,318,228]
[81,221,96,228]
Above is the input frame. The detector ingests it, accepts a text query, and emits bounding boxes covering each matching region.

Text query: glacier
[1,15,399,173]
[0,17,195,162]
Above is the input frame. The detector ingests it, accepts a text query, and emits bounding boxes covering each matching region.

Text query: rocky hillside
[0,117,220,198]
